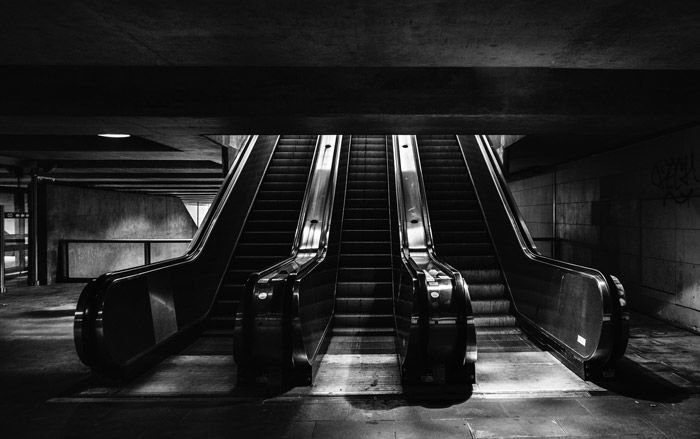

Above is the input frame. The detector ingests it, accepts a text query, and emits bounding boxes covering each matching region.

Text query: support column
[221,145,232,175]
[0,205,5,294]
[552,170,558,259]
[27,171,39,286]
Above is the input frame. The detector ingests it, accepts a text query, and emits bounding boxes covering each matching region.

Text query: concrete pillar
[27,171,39,286]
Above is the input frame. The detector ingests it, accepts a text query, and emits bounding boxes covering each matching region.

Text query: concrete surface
[509,124,700,333]
[43,184,196,284]
[1,1,699,69]
[1,67,698,137]
[0,281,699,438]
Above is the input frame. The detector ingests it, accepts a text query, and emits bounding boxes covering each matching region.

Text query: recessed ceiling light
[98,133,131,138]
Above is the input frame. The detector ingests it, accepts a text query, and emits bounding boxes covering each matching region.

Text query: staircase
[207,135,317,334]
[417,135,518,340]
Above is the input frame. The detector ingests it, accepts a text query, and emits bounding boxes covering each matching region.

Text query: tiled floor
[0,282,699,438]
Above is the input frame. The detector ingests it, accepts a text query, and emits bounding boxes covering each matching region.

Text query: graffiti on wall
[651,152,700,205]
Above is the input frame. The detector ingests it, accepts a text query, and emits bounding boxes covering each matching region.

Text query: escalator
[333,135,395,341]
[74,132,627,389]
[236,134,475,389]
[417,135,532,352]
[309,135,400,391]
[209,136,316,334]
[417,135,628,379]
[74,135,317,377]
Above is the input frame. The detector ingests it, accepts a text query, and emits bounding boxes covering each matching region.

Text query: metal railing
[59,239,192,282]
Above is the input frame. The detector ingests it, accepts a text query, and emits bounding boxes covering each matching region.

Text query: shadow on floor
[20,309,75,318]
[593,357,691,403]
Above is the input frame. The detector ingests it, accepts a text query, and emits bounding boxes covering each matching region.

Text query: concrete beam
[0,67,698,135]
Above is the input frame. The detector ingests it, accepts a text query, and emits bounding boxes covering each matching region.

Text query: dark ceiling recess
[504,122,700,179]
[0,135,225,203]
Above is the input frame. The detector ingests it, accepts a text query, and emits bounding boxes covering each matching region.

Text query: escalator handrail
[456,134,626,364]
[392,135,477,372]
[249,135,342,284]
[74,135,278,375]
[235,135,343,374]
[187,135,254,255]
[474,135,613,280]
[393,135,469,297]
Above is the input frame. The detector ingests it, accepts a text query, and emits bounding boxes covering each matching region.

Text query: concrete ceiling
[0,1,699,200]
[0,135,224,203]
[2,1,699,69]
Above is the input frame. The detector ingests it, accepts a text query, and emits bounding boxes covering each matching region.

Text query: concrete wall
[509,173,555,258]
[508,126,700,332]
[42,184,197,284]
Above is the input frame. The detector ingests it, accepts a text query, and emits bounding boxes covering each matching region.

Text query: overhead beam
[48,160,221,169]
[0,67,699,135]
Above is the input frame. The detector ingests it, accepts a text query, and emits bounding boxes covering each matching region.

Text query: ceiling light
[98,133,131,138]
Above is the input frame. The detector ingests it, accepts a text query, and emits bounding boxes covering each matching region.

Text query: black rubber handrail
[73,135,280,378]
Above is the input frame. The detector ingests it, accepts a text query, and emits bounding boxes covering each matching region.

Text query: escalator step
[210,299,236,317]
[332,135,393,332]
[337,268,392,283]
[431,219,487,230]
[339,254,392,268]
[333,326,395,337]
[334,313,394,328]
[327,335,396,354]
[345,198,388,209]
[443,255,497,268]
[254,200,304,210]
[255,190,306,200]
[468,284,507,300]
[418,135,521,335]
[347,180,387,190]
[475,326,523,335]
[342,229,390,242]
[207,135,316,331]
[235,242,293,256]
[474,314,517,327]
[266,164,312,173]
[207,316,236,330]
[259,182,308,192]
[340,241,391,254]
[240,231,296,244]
[245,220,298,231]
[335,297,393,314]
[429,210,484,221]
[343,209,389,220]
[460,269,503,283]
[247,209,305,220]
[336,282,393,298]
[472,299,511,314]
[432,231,489,242]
